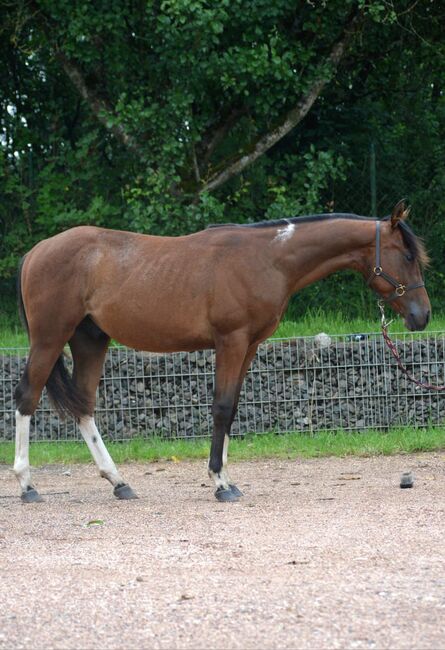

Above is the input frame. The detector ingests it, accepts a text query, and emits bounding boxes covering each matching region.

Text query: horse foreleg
[208,333,252,502]
[70,327,137,500]
[218,343,260,492]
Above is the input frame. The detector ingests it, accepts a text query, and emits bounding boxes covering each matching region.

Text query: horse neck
[273,218,377,294]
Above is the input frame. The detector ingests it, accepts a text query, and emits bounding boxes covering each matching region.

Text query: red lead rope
[379,302,445,392]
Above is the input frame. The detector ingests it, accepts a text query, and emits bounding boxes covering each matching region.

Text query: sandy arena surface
[0,453,444,650]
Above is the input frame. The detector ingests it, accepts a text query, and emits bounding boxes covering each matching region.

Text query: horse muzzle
[404,302,431,332]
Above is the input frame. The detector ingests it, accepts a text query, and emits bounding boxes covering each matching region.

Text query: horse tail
[46,356,89,420]
[17,256,29,338]
[17,256,89,420]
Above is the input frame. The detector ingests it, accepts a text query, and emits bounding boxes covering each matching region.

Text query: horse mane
[207,213,373,230]
[208,213,429,268]
[385,218,430,268]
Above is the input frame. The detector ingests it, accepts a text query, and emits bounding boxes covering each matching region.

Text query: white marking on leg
[208,434,232,490]
[273,221,295,242]
[208,466,231,491]
[222,433,233,482]
[223,434,229,468]
[79,416,125,487]
[14,410,33,493]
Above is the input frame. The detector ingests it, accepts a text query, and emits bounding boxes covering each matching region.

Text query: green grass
[1,428,444,466]
[272,309,445,338]
[0,330,29,348]
[2,309,445,348]
[0,313,28,348]
[273,313,378,338]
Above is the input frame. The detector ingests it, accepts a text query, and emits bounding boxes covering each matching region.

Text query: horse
[13,199,430,503]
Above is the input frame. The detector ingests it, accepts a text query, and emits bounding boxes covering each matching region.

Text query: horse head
[366,200,431,331]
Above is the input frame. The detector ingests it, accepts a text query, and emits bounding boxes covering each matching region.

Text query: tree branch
[28,1,142,155]
[54,49,142,155]
[199,10,364,195]
[200,107,247,171]
[191,142,201,184]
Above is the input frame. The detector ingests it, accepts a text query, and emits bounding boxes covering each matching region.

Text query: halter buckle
[373,266,382,276]
[395,285,406,297]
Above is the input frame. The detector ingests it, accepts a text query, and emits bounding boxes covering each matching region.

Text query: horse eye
[405,253,414,262]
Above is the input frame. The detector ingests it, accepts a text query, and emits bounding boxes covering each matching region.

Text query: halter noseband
[367,221,424,302]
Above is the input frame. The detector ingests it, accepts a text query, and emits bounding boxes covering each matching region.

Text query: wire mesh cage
[1,332,444,442]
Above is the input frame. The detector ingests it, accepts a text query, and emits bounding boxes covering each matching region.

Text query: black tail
[17,256,29,338]
[46,356,90,420]
[16,257,89,420]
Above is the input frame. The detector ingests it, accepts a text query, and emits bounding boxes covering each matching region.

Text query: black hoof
[229,484,243,497]
[113,483,138,500]
[21,488,44,503]
[215,486,241,502]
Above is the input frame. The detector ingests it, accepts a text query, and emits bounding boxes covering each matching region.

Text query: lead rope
[378,301,445,392]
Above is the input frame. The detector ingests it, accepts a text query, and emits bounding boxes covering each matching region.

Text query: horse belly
[93,304,214,353]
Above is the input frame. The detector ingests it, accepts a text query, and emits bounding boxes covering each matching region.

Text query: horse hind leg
[69,319,138,500]
[14,344,67,502]
[14,399,40,503]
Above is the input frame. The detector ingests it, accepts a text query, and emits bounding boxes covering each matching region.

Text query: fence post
[370,142,377,217]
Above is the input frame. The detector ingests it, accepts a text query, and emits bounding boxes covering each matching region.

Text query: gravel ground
[0,453,444,650]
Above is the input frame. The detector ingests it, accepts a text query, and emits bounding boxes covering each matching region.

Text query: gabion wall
[1,333,445,442]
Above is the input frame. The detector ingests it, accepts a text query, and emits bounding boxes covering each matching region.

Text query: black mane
[207,212,428,267]
[207,213,374,230]
[395,219,428,267]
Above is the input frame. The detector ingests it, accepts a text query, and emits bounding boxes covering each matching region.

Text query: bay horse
[14,200,430,503]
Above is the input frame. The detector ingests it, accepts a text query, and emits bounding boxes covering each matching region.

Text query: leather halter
[367,221,424,302]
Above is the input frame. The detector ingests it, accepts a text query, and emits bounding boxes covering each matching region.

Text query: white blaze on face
[274,221,295,242]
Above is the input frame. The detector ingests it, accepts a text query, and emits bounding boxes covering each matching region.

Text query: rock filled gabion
[1,334,444,441]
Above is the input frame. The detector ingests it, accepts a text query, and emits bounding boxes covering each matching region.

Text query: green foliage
[265,146,349,219]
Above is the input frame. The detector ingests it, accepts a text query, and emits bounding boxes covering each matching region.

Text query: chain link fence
[1,331,445,442]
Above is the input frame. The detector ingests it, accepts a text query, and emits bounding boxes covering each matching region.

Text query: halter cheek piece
[366,221,424,302]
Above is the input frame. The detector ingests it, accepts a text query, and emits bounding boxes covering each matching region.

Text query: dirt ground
[0,453,444,650]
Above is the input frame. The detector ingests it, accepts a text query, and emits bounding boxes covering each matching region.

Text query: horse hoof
[229,484,243,497]
[113,483,138,500]
[215,486,241,502]
[21,488,44,503]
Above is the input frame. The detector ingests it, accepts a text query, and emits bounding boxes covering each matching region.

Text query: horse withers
[14,200,430,503]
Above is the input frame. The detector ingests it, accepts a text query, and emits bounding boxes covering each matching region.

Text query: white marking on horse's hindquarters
[78,416,125,487]
[14,410,32,492]
[274,222,295,242]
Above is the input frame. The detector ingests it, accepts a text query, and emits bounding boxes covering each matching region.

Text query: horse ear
[391,199,410,229]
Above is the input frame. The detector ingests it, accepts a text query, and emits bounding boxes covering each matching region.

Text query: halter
[366,221,424,302]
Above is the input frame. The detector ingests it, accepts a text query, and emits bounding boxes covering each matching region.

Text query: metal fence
[1,331,445,442]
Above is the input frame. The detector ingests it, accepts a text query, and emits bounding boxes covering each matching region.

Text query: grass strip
[0,428,444,467]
